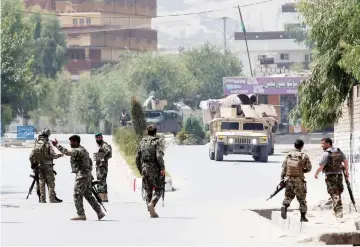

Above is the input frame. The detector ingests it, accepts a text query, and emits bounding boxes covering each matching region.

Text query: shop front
[223,76,308,134]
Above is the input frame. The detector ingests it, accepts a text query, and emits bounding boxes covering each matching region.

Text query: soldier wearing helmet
[136,124,166,218]
[29,128,63,203]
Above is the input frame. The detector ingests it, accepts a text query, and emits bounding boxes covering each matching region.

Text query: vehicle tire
[209,148,215,160]
[271,147,274,155]
[215,142,224,161]
[259,146,269,163]
[172,132,177,137]
[253,155,260,162]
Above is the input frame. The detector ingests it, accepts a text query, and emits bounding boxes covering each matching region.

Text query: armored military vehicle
[142,96,183,136]
[200,94,278,162]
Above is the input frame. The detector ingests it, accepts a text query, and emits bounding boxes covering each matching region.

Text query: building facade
[234,2,311,76]
[26,0,158,80]
[334,85,360,212]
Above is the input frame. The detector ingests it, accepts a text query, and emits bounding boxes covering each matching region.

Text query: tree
[126,53,196,104]
[1,0,35,133]
[27,6,67,79]
[131,96,146,140]
[72,77,103,133]
[181,43,243,101]
[289,0,360,130]
[285,23,315,49]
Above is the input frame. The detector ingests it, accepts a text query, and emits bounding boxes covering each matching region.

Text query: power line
[6,0,279,19]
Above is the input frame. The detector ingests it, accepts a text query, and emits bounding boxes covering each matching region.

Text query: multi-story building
[25,0,158,80]
[234,2,311,76]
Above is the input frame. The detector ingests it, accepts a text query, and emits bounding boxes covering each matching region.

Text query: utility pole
[222,17,228,54]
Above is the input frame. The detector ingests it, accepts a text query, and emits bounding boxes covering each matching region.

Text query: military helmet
[41,128,51,137]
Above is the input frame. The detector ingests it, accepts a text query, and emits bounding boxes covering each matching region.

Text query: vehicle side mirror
[204,125,209,131]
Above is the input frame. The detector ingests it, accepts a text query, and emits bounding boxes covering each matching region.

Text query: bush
[175,116,206,145]
[113,126,171,178]
[113,126,141,177]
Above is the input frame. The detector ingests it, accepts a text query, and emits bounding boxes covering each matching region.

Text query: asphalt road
[1,134,324,245]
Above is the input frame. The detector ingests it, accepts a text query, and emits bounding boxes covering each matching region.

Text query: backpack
[32,138,49,163]
[325,148,343,172]
[140,137,158,163]
[285,151,303,177]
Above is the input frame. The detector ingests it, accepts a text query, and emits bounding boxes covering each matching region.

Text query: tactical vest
[70,146,91,173]
[323,148,343,173]
[140,137,158,163]
[285,151,304,177]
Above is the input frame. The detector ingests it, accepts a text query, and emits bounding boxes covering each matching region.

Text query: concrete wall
[334,85,360,212]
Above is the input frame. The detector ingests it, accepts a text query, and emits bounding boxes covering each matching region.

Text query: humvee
[144,110,183,136]
[208,117,270,162]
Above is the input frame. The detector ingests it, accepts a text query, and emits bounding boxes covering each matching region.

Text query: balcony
[66,29,157,50]
[260,58,275,65]
[65,59,106,74]
[55,0,157,17]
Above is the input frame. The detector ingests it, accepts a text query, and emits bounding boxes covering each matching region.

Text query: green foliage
[113,127,140,177]
[1,105,13,136]
[176,115,206,145]
[284,24,315,49]
[1,0,35,119]
[27,6,66,79]
[181,43,243,101]
[290,0,360,130]
[131,96,147,140]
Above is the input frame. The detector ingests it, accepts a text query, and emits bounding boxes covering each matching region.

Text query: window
[258,95,268,104]
[305,54,310,62]
[80,18,84,25]
[221,122,239,130]
[144,111,162,118]
[280,53,289,60]
[243,123,264,131]
[73,18,78,25]
[86,18,91,25]
[258,54,266,60]
[280,94,297,123]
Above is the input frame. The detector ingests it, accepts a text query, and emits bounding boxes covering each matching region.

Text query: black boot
[300,212,308,222]
[281,205,289,219]
[55,195,63,202]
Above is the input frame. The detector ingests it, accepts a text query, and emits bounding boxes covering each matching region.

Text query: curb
[271,210,360,244]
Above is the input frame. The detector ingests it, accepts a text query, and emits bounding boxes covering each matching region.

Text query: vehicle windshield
[243,123,264,131]
[221,122,239,130]
[145,111,162,118]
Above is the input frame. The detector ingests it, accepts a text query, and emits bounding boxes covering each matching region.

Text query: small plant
[131,96,146,141]
[175,115,206,145]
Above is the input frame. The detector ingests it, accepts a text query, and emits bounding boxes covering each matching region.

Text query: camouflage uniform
[29,136,62,203]
[136,135,165,216]
[320,147,346,216]
[281,149,312,220]
[95,141,112,195]
[55,144,104,219]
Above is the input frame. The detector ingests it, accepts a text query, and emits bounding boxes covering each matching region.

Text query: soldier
[136,125,166,218]
[121,109,129,127]
[314,137,349,218]
[52,135,105,221]
[281,139,312,222]
[94,132,112,202]
[29,128,63,203]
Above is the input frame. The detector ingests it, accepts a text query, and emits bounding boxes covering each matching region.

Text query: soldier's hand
[314,173,318,179]
[51,139,58,146]
[345,172,350,181]
[160,170,165,176]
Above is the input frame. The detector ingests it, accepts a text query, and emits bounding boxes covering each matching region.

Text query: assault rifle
[266,179,287,201]
[91,180,107,212]
[343,168,357,212]
[161,175,166,207]
[26,166,63,202]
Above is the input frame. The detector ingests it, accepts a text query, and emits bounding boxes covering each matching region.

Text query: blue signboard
[17,126,35,140]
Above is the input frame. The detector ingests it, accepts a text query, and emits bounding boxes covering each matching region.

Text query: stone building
[334,84,360,212]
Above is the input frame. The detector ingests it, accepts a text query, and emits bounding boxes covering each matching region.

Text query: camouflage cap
[95,132,103,137]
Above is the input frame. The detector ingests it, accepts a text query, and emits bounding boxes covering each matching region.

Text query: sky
[153,0,300,50]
